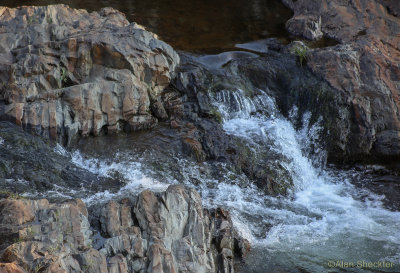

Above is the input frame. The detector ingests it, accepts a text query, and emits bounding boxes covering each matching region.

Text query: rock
[283,0,400,162]
[0,199,37,225]
[98,200,136,238]
[0,120,124,198]
[0,262,26,273]
[286,15,323,40]
[0,185,247,272]
[108,254,129,273]
[208,208,250,273]
[73,248,108,273]
[92,185,246,273]
[0,5,179,145]
[0,198,92,271]
[378,0,400,17]
[133,185,216,273]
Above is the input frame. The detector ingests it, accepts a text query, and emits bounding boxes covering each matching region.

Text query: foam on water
[54,145,170,204]
[54,88,400,271]
[211,89,400,271]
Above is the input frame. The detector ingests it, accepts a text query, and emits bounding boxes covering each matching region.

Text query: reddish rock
[284,0,400,161]
[0,262,26,273]
[0,198,92,272]
[0,199,39,225]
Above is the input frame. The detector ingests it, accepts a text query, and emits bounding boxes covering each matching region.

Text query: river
[5,0,400,272]
[47,88,400,272]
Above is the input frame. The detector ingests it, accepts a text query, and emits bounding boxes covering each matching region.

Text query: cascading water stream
[210,89,400,272]
[51,88,400,272]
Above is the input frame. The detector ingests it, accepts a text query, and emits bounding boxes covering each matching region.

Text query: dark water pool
[2,0,293,53]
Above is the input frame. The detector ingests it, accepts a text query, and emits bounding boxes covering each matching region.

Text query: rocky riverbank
[1,1,400,272]
[0,185,249,273]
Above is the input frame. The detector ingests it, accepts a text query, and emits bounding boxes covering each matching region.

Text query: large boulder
[0,5,179,145]
[93,185,247,273]
[0,186,248,273]
[282,0,400,162]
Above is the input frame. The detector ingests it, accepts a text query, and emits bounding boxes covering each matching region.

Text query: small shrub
[27,14,39,25]
[60,67,68,84]
[291,42,309,67]
[31,261,46,273]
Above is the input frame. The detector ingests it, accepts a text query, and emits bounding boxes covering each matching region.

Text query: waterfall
[210,88,400,272]
[52,88,400,272]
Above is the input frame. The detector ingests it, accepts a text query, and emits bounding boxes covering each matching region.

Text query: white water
[55,89,400,272]
[211,89,400,272]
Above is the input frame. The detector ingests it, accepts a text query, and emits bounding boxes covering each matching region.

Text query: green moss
[27,14,39,25]
[60,67,68,84]
[209,108,223,124]
[0,190,26,200]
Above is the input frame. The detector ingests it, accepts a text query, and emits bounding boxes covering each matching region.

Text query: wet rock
[0,5,179,145]
[283,0,400,162]
[0,121,123,197]
[167,50,341,193]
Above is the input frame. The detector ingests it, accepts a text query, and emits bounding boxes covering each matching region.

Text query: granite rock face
[0,186,248,273]
[0,198,93,272]
[0,5,179,145]
[283,0,400,162]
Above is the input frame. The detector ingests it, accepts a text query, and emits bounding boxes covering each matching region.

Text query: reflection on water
[2,0,293,53]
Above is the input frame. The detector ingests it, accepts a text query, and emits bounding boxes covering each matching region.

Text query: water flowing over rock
[283,0,400,163]
[0,186,247,273]
[0,5,179,145]
[0,121,124,196]
[165,50,344,192]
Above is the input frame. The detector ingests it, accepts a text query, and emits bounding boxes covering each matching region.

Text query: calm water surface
[3,0,293,53]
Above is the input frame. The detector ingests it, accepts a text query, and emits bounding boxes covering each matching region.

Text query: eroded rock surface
[0,5,179,145]
[0,121,123,197]
[283,0,400,162]
[0,186,248,273]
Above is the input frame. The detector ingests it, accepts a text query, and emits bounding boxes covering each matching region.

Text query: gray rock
[0,5,179,145]
[0,184,246,273]
[286,15,323,40]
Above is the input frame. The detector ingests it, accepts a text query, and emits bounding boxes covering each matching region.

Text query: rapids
[51,89,400,272]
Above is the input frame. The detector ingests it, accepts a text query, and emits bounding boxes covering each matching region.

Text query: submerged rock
[0,5,179,145]
[0,185,248,273]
